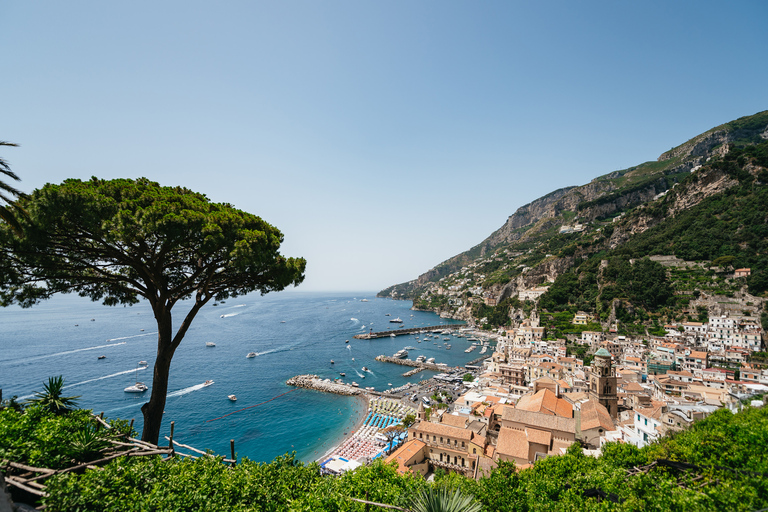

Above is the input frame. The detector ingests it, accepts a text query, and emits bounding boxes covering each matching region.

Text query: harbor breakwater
[286,375,362,396]
[375,355,447,371]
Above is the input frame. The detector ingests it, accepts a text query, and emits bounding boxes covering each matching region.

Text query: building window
[473,448,477,454]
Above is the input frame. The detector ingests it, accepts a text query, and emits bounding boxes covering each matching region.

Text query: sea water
[0,292,475,462]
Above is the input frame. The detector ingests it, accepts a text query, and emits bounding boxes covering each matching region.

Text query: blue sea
[0,292,475,462]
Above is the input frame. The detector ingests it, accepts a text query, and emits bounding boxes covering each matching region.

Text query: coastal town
[291,268,768,481]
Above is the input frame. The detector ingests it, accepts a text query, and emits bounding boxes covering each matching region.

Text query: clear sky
[2,1,766,292]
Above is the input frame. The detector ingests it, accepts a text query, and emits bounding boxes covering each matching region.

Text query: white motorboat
[228,395,237,401]
[390,333,396,337]
[203,380,214,387]
[362,366,370,372]
[393,349,408,359]
[246,352,257,358]
[426,357,435,364]
[389,317,403,323]
[206,342,216,347]
[339,372,346,377]
[138,360,148,366]
[351,382,359,387]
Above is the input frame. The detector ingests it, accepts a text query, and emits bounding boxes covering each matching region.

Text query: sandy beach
[315,393,371,462]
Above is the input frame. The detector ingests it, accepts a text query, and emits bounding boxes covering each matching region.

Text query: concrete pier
[402,367,426,377]
[374,355,447,371]
[354,324,464,339]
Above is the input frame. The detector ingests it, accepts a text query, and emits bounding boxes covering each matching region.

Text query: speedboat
[351,382,359,387]
[97,355,106,360]
[228,395,237,401]
[339,372,346,377]
[362,366,369,372]
[203,380,214,386]
[138,361,148,366]
[246,352,257,358]
[206,342,216,347]
[124,382,148,393]
[390,333,396,338]
[330,360,335,364]
[345,340,349,343]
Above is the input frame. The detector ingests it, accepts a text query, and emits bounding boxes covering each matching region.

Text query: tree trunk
[141,310,175,444]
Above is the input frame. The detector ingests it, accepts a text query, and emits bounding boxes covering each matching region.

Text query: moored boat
[124,382,148,393]
[228,394,237,401]
[206,342,216,347]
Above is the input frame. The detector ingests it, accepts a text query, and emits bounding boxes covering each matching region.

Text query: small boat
[213,303,218,306]
[220,315,225,318]
[140,329,144,331]
[246,352,257,358]
[388,383,393,386]
[345,340,349,343]
[330,360,335,364]
[351,382,359,388]
[362,366,369,372]
[360,299,369,302]
[390,317,403,323]
[203,380,214,386]
[206,342,216,347]
[390,333,396,338]
[339,372,346,377]
[352,358,355,361]
[138,361,148,366]
[281,321,286,323]
[385,313,391,316]
[90,319,95,322]
[124,382,148,393]
[228,395,237,401]
[97,355,106,360]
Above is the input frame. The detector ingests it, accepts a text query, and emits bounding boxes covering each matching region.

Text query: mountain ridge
[378,110,768,324]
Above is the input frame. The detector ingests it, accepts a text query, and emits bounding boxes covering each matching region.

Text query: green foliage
[463,373,475,382]
[26,375,80,415]
[0,405,103,469]
[410,486,483,512]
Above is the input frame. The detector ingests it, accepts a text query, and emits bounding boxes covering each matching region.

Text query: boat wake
[354,370,364,378]
[2,341,127,365]
[346,345,352,351]
[106,332,156,342]
[65,367,148,390]
[167,382,209,398]
[350,318,359,324]
[233,304,246,308]
[220,313,239,318]
[17,366,148,399]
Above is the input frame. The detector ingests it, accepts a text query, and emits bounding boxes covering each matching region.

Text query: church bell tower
[589,348,618,419]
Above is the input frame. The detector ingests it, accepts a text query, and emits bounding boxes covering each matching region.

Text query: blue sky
[2,1,766,292]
